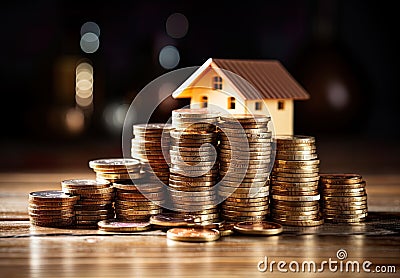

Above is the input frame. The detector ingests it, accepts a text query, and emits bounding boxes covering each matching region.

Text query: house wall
[189,68,247,114]
[177,66,294,135]
[246,99,293,135]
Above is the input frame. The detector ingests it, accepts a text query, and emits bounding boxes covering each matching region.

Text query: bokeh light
[65,108,85,134]
[327,81,349,110]
[80,32,100,54]
[75,94,93,107]
[75,61,93,107]
[166,13,189,39]
[103,103,129,134]
[159,45,180,69]
[80,21,100,37]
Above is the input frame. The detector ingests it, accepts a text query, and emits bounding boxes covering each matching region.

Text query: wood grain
[0,172,399,277]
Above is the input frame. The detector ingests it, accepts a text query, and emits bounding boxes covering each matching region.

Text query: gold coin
[271,189,319,196]
[275,135,315,144]
[225,196,268,203]
[272,167,319,174]
[77,199,114,205]
[219,191,270,199]
[89,158,141,169]
[75,214,111,221]
[271,185,319,192]
[222,210,269,217]
[272,214,319,221]
[221,204,268,212]
[319,174,363,184]
[324,217,366,223]
[270,180,319,187]
[272,172,319,178]
[274,159,320,166]
[233,221,283,235]
[166,228,220,242]
[28,201,76,208]
[271,208,319,216]
[270,200,319,207]
[61,179,111,189]
[274,217,324,227]
[271,194,320,202]
[321,182,366,189]
[275,154,318,160]
[98,219,151,232]
[321,191,366,197]
[223,200,269,207]
[272,176,320,182]
[218,184,269,192]
[272,204,319,212]
[322,195,367,202]
[277,145,316,151]
[322,200,367,207]
[29,190,80,203]
[323,208,368,215]
[222,215,265,222]
[173,204,217,212]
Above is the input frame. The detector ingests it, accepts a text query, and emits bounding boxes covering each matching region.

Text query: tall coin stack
[131,124,173,186]
[168,108,220,224]
[28,190,78,227]
[89,158,143,183]
[270,135,323,226]
[319,174,368,223]
[218,114,272,222]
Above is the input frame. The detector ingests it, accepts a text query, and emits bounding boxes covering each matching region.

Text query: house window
[228,97,236,109]
[278,101,285,110]
[212,76,222,90]
[201,96,208,108]
[255,101,262,111]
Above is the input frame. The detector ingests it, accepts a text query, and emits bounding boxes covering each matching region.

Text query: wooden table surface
[0,172,399,278]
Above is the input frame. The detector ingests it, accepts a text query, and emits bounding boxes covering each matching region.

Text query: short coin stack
[319,174,368,223]
[89,158,143,183]
[113,181,163,222]
[168,108,220,224]
[131,124,173,186]
[28,190,78,227]
[61,179,115,228]
[218,114,272,222]
[270,135,323,226]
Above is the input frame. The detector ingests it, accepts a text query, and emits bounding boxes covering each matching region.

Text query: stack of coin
[319,174,368,223]
[61,179,115,228]
[113,181,164,221]
[171,108,219,132]
[131,124,173,185]
[270,135,323,226]
[28,190,78,227]
[89,158,143,183]
[168,108,220,224]
[218,114,272,222]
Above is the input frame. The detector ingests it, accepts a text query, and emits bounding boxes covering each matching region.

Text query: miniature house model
[172,58,309,135]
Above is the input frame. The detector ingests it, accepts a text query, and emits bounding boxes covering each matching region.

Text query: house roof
[172,58,309,100]
[213,59,309,100]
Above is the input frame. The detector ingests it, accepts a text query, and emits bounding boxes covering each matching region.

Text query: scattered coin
[233,221,283,235]
[166,228,221,242]
[97,219,151,232]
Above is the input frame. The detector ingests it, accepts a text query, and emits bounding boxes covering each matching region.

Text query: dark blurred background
[0,0,398,173]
